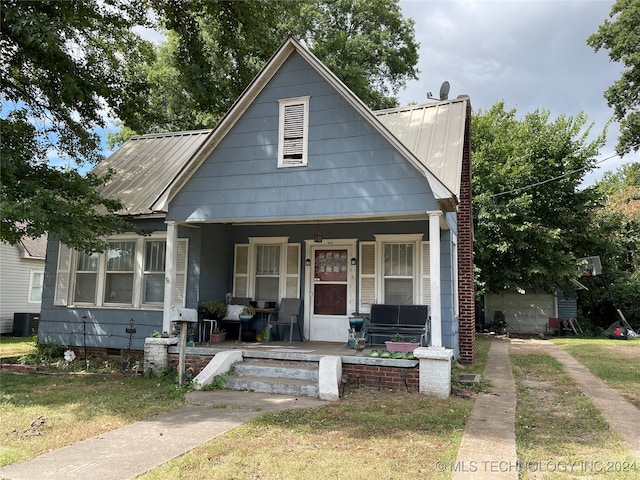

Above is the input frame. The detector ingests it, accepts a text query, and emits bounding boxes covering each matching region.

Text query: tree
[587,0,640,154]
[1,0,154,251]
[472,102,605,295]
[579,162,640,329]
[117,0,419,138]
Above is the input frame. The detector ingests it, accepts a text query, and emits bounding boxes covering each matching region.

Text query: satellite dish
[439,81,450,100]
[427,81,451,101]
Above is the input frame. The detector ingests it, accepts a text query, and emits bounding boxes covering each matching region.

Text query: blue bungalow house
[40,37,476,362]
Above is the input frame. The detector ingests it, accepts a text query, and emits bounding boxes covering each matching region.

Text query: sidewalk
[0,391,325,480]
[453,338,519,480]
[541,341,640,460]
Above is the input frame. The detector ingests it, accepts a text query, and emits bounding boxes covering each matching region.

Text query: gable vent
[278,96,309,168]
[283,103,304,161]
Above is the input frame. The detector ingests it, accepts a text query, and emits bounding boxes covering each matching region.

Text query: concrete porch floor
[191,339,375,358]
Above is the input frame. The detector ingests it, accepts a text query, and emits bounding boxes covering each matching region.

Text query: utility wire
[487,144,639,199]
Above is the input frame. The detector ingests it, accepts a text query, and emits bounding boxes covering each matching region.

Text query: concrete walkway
[453,338,519,480]
[0,391,325,480]
[541,341,640,460]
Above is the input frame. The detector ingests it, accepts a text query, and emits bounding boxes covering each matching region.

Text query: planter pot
[239,315,254,322]
[210,333,226,343]
[385,341,418,353]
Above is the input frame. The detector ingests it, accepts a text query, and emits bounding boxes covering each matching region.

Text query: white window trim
[63,232,174,310]
[373,234,424,304]
[28,270,44,304]
[277,96,310,168]
[247,237,291,301]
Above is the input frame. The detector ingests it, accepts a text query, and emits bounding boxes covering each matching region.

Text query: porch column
[428,211,442,347]
[162,221,178,334]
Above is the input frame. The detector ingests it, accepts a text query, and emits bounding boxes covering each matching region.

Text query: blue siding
[439,231,459,356]
[167,52,439,223]
[557,289,578,319]
[38,221,201,351]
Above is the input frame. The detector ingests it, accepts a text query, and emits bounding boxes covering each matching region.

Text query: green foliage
[577,162,640,328]
[0,0,154,251]
[115,0,419,140]
[292,0,419,110]
[18,341,66,365]
[587,0,640,154]
[199,374,228,391]
[472,102,605,294]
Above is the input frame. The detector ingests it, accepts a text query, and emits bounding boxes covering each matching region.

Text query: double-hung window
[105,240,136,304]
[233,238,300,302]
[143,240,166,304]
[383,243,414,304]
[55,234,188,309]
[278,96,309,167]
[358,234,428,312]
[74,251,99,304]
[28,271,44,303]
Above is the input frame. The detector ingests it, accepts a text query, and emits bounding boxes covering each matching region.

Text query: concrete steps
[225,358,319,397]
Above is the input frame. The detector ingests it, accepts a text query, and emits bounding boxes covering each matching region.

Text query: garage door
[485,292,556,334]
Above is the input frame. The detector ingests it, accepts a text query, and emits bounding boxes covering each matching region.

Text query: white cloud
[398,0,629,183]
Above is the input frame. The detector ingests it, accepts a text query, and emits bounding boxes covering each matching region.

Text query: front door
[305,240,356,342]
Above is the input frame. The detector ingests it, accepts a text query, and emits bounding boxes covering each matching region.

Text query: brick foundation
[342,363,419,391]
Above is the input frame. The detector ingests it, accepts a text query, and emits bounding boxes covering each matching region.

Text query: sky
[98,0,635,185]
[396,0,636,185]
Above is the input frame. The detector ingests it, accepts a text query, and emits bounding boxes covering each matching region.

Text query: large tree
[579,162,640,329]
[115,0,419,139]
[1,0,154,251]
[587,0,640,154]
[472,102,605,295]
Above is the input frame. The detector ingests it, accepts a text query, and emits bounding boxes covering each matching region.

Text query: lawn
[0,336,492,477]
[552,337,640,408]
[0,371,186,466]
[511,339,638,479]
[0,335,37,360]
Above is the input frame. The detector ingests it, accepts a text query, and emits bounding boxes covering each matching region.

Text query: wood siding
[167,52,438,223]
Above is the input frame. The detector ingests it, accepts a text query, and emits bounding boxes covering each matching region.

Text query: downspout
[429,211,442,347]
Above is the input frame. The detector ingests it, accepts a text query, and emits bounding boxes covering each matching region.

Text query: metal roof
[93,130,212,216]
[375,97,469,198]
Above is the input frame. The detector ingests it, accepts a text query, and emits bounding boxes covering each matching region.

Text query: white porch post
[162,221,178,334]
[428,211,442,347]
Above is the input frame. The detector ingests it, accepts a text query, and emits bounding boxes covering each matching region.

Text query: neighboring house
[39,37,476,362]
[0,236,47,334]
[484,289,578,334]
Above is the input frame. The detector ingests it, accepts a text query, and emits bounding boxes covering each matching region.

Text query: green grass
[136,388,473,480]
[511,348,636,479]
[552,337,640,408]
[137,336,494,480]
[1,336,494,478]
[0,371,185,466]
[0,335,37,360]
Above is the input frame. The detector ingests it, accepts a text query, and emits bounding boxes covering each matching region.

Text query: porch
[162,338,453,398]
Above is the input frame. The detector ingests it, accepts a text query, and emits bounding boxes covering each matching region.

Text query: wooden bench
[364,304,430,346]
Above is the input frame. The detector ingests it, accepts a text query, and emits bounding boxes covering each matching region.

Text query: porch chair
[266,298,302,343]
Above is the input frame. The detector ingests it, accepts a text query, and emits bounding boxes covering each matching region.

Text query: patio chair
[266,298,302,343]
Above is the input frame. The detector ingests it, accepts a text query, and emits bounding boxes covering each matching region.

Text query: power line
[488,145,639,199]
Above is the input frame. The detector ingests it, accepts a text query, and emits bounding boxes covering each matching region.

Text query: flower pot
[210,332,226,343]
[239,315,254,322]
[384,341,417,353]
